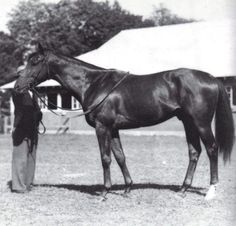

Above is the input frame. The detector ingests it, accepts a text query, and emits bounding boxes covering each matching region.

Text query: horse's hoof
[122,192,131,198]
[99,196,108,202]
[177,191,186,198]
[205,185,217,201]
[124,181,133,194]
[177,187,187,198]
[100,188,110,198]
[124,187,131,194]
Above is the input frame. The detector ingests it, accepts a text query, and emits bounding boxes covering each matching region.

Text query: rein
[31,72,129,118]
[32,87,83,113]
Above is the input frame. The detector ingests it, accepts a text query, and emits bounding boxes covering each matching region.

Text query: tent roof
[1,20,235,90]
[78,20,236,77]
[0,79,60,89]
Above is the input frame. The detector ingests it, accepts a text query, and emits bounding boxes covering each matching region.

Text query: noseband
[28,54,51,90]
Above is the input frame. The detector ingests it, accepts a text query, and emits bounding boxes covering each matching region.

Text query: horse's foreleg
[96,124,112,198]
[180,120,202,195]
[198,126,218,200]
[111,130,133,194]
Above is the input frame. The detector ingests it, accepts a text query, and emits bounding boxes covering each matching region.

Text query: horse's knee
[189,145,201,162]
[207,142,218,157]
[102,155,111,168]
[189,150,201,162]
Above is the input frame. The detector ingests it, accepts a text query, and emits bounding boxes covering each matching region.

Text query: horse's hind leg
[197,125,219,200]
[111,130,133,193]
[180,118,202,195]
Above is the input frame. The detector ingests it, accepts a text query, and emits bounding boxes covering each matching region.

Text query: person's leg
[26,142,37,189]
[11,140,28,192]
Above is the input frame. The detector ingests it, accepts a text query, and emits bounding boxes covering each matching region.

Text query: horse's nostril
[13,85,23,94]
[29,81,33,88]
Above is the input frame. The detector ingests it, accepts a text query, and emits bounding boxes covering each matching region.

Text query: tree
[151,4,195,26]
[7,0,56,58]
[7,1,195,59]
[7,0,154,57]
[0,32,22,82]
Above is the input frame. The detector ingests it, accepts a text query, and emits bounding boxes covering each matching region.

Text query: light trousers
[12,139,37,192]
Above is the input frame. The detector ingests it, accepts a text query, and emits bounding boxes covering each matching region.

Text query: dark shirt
[12,91,42,146]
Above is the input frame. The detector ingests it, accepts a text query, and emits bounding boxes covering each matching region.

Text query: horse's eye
[31,56,42,65]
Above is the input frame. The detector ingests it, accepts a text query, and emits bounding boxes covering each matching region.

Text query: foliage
[7,0,154,57]
[0,32,21,79]
[151,4,195,26]
[0,0,195,83]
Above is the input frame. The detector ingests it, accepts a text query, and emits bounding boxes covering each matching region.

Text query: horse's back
[120,68,219,107]
[87,68,220,129]
[118,68,219,124]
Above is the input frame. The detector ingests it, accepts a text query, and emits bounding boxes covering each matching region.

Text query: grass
[0,134,235,226]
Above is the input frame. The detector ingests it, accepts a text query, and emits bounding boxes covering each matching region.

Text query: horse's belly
[114,109,175,129]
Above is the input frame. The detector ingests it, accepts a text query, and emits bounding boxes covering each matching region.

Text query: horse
[14,43,235,200]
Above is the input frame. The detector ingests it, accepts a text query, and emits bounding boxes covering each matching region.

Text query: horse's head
[14,43,51,93]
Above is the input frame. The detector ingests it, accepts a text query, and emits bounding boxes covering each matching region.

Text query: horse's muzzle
[14,83,28,94]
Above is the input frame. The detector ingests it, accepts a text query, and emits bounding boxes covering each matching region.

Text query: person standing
[11,91,42,193]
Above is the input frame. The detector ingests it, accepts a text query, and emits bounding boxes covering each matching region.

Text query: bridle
[28,54,51,90]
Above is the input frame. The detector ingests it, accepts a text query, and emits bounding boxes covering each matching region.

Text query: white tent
[1,19,235,90]
[0,79,60,89]
[78,19,236,77]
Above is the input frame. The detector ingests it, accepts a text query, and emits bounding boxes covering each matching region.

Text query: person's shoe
[27,184,34,191]
[11,189,28,194]
[7,181,12,190]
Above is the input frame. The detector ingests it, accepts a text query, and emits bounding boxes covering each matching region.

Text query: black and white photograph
[0,0,235,225]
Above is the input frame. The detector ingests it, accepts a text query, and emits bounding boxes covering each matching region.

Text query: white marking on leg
[205,184,217,201]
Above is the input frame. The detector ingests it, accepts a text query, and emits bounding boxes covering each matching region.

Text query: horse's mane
[28,48,105,70]
[49,49,105,70]
[60,54,104,70]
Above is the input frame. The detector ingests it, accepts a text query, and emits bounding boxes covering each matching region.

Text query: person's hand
[16,65,26,76]
[11,127,16,140]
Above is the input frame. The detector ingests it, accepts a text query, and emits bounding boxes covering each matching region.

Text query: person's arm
[12,94,24,128]
[33,94,43,125]
[13,108,24,128]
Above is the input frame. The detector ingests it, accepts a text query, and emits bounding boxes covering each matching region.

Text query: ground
[0,133,235,226]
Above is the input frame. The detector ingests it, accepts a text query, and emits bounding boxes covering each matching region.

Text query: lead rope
[69,72,129,118]
[38,120,46,134]
[31,72,129,119]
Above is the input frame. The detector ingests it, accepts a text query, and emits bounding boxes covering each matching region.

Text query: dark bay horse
[14,44,235,200]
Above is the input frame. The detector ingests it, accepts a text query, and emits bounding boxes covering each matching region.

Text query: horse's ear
[36,42,44,54]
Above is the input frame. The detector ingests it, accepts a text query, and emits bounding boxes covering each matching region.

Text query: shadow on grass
[35,183,206,197]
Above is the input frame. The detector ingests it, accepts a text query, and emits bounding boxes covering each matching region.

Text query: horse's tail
[215,81,235,163]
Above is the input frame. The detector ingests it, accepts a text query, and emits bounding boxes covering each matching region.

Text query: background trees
[0,0,195,126]
[0,0,195,79]
[7,0,154,57]
[151,4,195,26]
[0,32,22,78]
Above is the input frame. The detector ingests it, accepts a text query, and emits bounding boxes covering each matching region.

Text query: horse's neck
[51,57,103,104]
